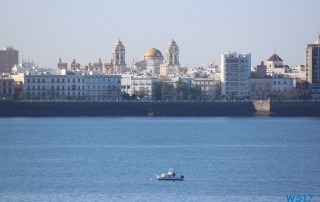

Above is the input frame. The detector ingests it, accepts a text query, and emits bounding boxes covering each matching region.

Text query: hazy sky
[1,0,320,68]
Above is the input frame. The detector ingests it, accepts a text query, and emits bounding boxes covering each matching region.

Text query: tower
[165,39,180,74]
[306,33,320,97]
[221,52,251,100]
[266,52,283,76]
[112,39,126,74]
[0,46,18,74]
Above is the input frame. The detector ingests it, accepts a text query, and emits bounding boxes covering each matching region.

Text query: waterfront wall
[269,101,320,116]
[0,101,256,117]
[0,100,319,117]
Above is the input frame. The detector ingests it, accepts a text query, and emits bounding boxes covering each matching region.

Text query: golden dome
[144,48,163,58]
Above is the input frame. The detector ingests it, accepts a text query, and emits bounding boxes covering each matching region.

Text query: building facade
[0,46,19,74]
[221,52,251,99]
[24,74,121,101]
[249,78,272,100]
[0,77,14,99]
[192,78,221,99]
[306,34,320,97]
[131,77,158,100]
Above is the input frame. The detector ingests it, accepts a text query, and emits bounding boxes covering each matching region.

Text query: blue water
[0,117,320,202]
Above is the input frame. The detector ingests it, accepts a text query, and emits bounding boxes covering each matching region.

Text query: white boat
[156,167,184,181]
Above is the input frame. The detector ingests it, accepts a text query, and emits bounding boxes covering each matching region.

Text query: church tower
[166,39,180,66]
[112,39,126,73]
[165,39,180,74]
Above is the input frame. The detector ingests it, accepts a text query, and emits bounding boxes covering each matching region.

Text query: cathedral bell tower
[165,39,180,74]
[166,39,180,65]
[112,39,126,73]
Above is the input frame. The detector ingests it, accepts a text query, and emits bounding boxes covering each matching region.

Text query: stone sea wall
[0,100,319,117]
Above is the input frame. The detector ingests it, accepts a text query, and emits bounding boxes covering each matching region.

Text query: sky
[1,0,320,69]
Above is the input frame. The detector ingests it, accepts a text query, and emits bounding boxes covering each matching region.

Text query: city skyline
[1,0,320,69]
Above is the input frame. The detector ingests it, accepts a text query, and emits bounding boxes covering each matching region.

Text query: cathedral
[107,38,180,76]
[133,39,180,76]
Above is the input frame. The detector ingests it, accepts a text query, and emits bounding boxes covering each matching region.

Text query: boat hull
[156,176,184,181]
[157,178,184,181]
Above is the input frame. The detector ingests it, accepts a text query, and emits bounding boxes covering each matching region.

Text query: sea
[0,117,319,202]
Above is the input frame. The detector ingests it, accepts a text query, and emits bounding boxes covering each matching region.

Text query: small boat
[156,167,184,181]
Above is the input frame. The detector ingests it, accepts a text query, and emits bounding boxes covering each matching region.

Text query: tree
[153,81,163,100]
[297,80,311,100]
[189,85,201,100]
[160,82,175,100]
[176,79,188,100]
[121,92,131,100]
[131,94,138,100]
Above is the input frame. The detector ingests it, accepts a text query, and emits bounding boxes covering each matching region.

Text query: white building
[266,53,283,76]
[24,74,121,101]
[12,61,56,75]
[131,76,159,100]
[121,75,160,100]
[221,52,251,99]
[272,73,297,94]
[121,74,133,96]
